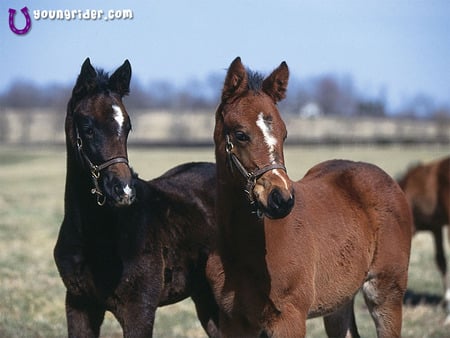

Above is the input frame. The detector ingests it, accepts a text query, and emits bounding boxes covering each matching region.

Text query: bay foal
[206,57,412,337]
[398,156,450,319]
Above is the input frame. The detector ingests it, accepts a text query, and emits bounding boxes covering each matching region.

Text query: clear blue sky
[1,0,449,111]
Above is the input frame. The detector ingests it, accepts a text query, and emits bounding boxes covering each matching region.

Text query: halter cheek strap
[225,134,287,216]
[75,127,129,206]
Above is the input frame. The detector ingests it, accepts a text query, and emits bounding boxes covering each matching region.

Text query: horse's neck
[65,155,94,208]
[216,173,266,259]
[64,151,115,230]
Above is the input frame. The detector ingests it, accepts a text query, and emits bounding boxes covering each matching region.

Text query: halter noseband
[225,134,287,217]
[76,127,129,206]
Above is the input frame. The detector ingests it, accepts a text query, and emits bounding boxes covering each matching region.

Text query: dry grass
[0,144,448,337]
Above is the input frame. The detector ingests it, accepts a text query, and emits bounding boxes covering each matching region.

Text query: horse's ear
[109,59,131,97]
[221,57,248,102]
[72,58,97,96]
[262,61,289,103]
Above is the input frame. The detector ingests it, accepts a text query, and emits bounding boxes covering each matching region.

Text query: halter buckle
[76,137,82,150]
[91,188,106,206]
[91,166,100,179]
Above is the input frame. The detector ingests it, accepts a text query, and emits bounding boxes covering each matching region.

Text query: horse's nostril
[267,188,295,218]
[129,192,136,203]
[269,189,283,209]
[114,184,122,195]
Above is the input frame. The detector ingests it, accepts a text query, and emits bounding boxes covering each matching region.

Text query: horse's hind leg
[431,227,450,317]
[432,227,447,295]
[362,272,405,338]
[323,297,360,338]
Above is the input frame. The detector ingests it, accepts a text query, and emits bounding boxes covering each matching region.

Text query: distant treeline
[1,73,449,119]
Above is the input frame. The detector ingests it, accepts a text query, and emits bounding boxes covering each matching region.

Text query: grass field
[0,144,449,337]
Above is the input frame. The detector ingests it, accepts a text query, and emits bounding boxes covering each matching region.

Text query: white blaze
[256,112,277,163]
[256,112,290,191]
[112,104,125,136]
[273,169,290,190]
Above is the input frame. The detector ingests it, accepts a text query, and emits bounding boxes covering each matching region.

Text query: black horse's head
[66,58,136,207]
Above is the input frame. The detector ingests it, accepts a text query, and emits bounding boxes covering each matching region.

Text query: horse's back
[153,161,216,190]
[300,159,412,265]
[158,161,216,182]
[302,159,407,210]
[303,159,394,188]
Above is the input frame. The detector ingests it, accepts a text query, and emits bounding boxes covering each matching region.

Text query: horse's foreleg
[191,280,220,338]
[323,297,360,338]
[66,292,105,338]
[115,301,157,338]
[216,310,262,338]
[265,304,307,338]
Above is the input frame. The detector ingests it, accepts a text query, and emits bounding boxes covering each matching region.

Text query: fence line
[1,109,449,145]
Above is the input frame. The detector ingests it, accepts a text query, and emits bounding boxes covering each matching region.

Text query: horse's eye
[84,127,94,137]
[235,131,250,142]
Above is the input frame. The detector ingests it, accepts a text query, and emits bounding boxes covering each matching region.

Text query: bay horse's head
[66,58,135,207]
[214,57,295,219]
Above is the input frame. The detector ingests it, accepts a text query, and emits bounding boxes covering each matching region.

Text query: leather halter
[225,134,287,217]
[75,127,129,206]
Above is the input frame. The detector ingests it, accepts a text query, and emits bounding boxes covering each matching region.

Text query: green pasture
[0,144,449,337]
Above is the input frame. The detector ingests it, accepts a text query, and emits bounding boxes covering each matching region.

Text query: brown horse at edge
[206,57,413,337]
[398,156,450,320]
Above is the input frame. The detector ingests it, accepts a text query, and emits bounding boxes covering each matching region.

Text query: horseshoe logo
[9,7,32,35]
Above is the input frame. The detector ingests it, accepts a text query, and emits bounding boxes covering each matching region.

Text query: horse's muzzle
[253,170,295,219]
[263,187,295,219]
[113,182,136,207]
[102,168,136,207]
